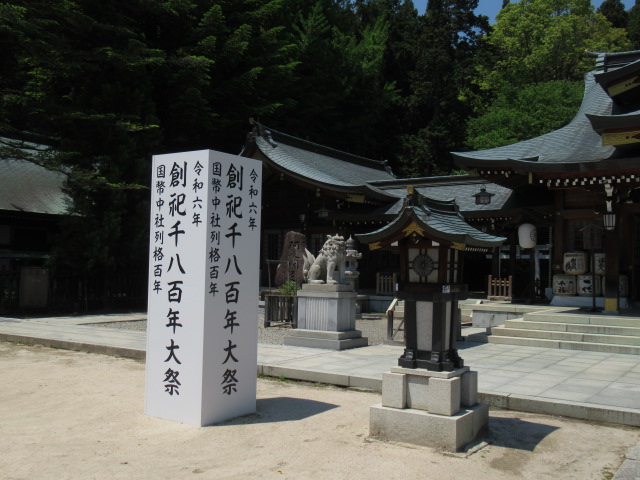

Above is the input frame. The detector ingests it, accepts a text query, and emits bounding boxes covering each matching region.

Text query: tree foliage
[598,0,628,29]
[628,1,640,48]
[481,0,631,90]
[0,0,300,290]
[466,0,632,158]
[466,80,584,150]
[395,0,489,176]
[273,0,399,158]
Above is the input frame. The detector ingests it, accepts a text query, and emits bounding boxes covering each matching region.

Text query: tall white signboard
[145,149,262,426]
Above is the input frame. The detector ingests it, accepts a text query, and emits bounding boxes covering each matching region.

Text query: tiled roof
[453,72,617,167]
[246,125,515,215]
[356,191,505,249]
[0,157,70,215]
[249,125,396,193]
[369,176,514,213]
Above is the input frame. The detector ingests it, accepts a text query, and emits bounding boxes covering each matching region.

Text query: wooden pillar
[509,233,517,298]
[491,246,500,277]
[438,245,448,284]
[553,191,565,275]
[399,239,409,284]
[529,247,536,303]
[603,227,620,312]
[448,248,456,283]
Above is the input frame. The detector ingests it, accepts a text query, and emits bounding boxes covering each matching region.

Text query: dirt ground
[1,341,638,480]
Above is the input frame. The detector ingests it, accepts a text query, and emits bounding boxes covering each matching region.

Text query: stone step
[487,335,640,355]
[523,312,640,328]
[504,319,640,337]
[493,326,640,346]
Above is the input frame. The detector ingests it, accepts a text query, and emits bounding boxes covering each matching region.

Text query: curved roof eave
[587,110,640,132]
[593,57,640,88]
[456,156,640,174]
[356,204,505,248]
[253,134,397,201]
[452,72,617,168]
[412,209,506,248]
[260,153,397,201]
[356,207,414,244]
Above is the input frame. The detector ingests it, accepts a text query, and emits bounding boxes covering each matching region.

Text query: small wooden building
[0,138,71,310]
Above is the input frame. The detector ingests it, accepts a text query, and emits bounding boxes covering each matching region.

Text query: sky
[412,0,636,23]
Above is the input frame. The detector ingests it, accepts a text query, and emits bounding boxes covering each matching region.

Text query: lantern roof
[355,187,505,251]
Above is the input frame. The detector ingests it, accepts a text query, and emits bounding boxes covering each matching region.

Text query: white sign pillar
[145,149,262,426]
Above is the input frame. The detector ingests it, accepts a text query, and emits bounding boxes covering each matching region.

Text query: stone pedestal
[283,284,368,350]
[370,367,488,451]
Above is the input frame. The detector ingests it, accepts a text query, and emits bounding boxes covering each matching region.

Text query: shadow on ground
[486,416,560,451]
[221,396,339,425]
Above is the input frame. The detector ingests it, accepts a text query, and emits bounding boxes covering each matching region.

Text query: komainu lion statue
[308,234,347,284]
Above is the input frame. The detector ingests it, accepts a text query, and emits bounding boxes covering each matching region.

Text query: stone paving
[1,312,640,478]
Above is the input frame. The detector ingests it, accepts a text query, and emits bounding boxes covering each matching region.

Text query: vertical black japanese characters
[146,150,262,426]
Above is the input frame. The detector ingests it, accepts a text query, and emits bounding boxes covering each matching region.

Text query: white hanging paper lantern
[518,223,537,249]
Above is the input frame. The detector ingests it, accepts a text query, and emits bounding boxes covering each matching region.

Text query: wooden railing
[487,275,513,301]
[386,298,404,343]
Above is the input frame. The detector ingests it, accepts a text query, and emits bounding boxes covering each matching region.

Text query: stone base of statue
[369,367,487,452]
[283,283,368,350]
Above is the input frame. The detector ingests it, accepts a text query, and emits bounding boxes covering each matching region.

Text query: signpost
[145,149,262,426]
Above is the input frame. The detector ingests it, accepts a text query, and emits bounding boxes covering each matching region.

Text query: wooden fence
[376,272,398,295]
[487,275,513,301]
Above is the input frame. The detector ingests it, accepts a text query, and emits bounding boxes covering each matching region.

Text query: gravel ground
[92,307,401,346]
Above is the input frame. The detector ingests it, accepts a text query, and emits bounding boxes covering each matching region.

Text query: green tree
[150,0,299,154]
[0,0,165,288]
[352,0,421,165]
[272,0,399,159]
[628,0,640,48]
[466,80,584,150]
[598,0,628,29]
[0,0,297,308]
[396,0,490,176]
[482,0,631,90]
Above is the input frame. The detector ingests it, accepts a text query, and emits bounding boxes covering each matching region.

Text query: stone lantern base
[369,367,488,451]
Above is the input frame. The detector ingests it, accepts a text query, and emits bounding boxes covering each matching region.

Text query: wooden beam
[556,209,598,219]
[346,194,365,203]
[602,127,640,146]
[608,75,640,97]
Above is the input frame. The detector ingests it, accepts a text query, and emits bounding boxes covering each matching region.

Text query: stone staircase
[488,310,640,355]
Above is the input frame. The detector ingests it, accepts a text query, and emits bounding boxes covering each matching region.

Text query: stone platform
[370,366,487,451]
[284,283,368,350]
[283,328,368,350]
